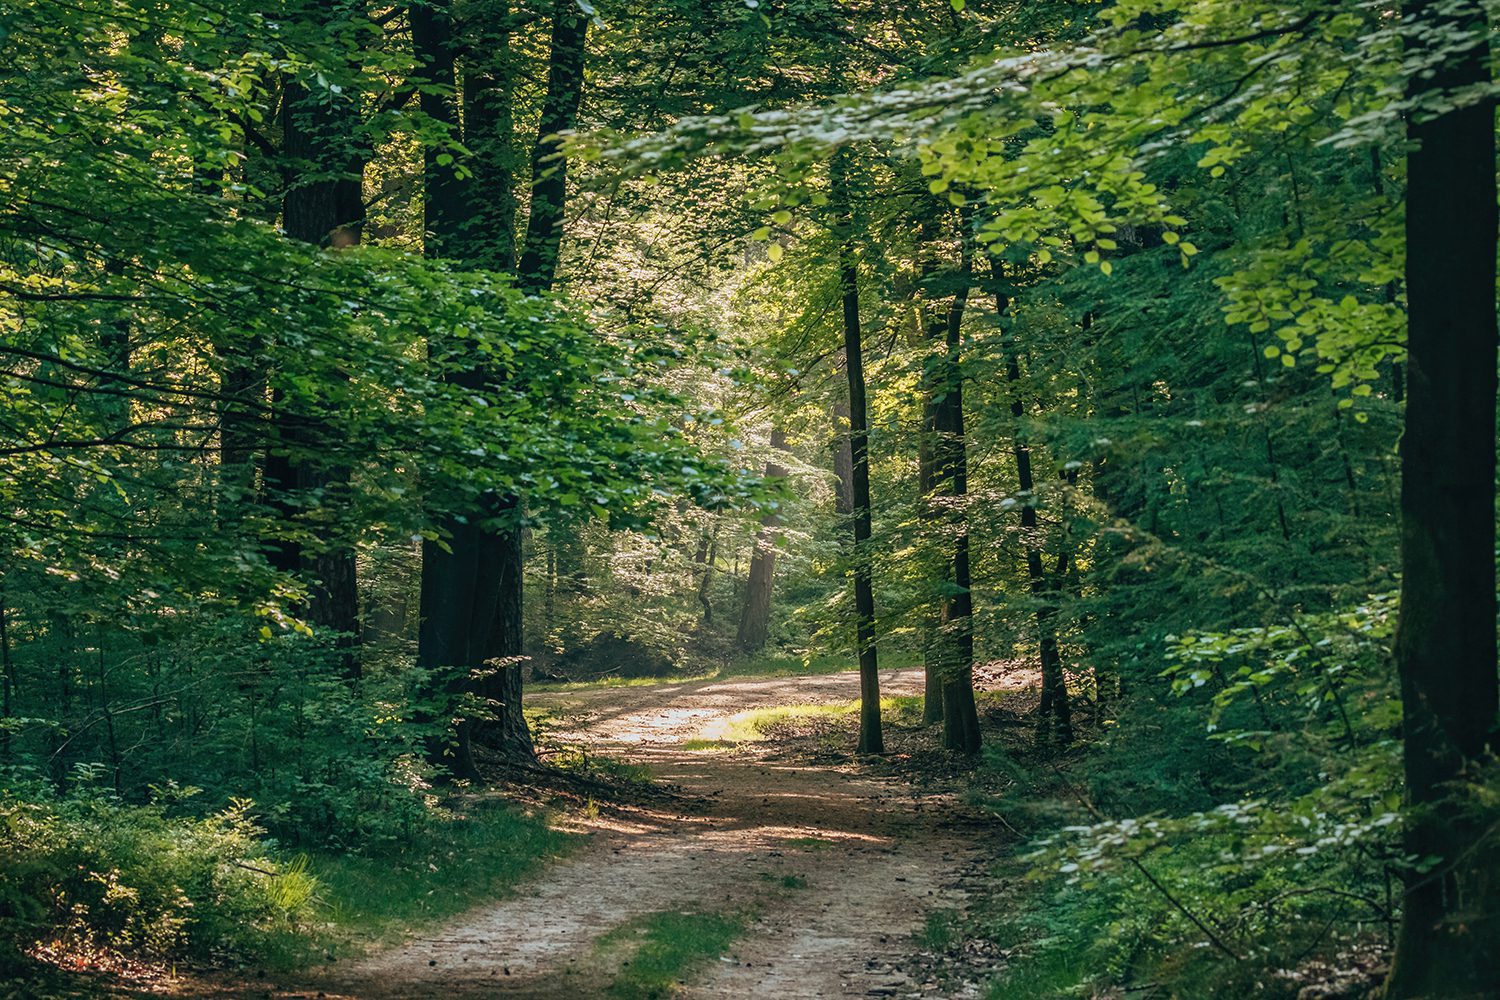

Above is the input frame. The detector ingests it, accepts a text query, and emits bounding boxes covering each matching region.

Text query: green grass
[597,909,746,999]
[679,738,739,752]
[919,908,961,951]
[756,870,808,889]
[782,835,836,851]
[263,796,571,967]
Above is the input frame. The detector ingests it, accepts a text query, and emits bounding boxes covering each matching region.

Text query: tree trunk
[413,0,483,779]
[736,428,789,651]
[461,0,520,272]
[934,231,979,753]
[482,0,589,757]
[696,521,719,627]
[1384,2,1500,994]
[415,0,589,773]
[994,268,1071,746]
[514,0,587,292]
[479,501,532,759]
[917,324,945,726]
[833,153,883,755]
[277,17,368,680]
[832,399,856,520]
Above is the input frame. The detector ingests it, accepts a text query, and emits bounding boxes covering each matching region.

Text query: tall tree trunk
[514,0,587,291]
[832,397,856,519]
[462,0,520,272]
[833,153,883,755]
[413,0,482,779]
[736,428,789,651]
[481,0,588,758]
[481,499,533,759]
[1384,2,1499,994]
[696,520,719,627]
[415,0,588,773]
[934,232,979,753]
[277,9,368,680]
[911,216,947,726]
[917,312,945,725]
[993,267,1071,746]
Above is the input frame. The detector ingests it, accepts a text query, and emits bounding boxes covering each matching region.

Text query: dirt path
[295,668,997,999]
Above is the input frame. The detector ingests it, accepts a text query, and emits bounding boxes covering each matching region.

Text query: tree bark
[993,265,1071,746]
[1384,2,1500,994]
[1,597,13,761]
[695,521,718,627]
[934,233,979,753]
[514,0,587,292]
[832,397,856,519]
[736,428,789,651]
[917,310,945,726]
[277,10,368,680]
[833,153,883,755]
[415,0,589,773]
[413,0,483,779]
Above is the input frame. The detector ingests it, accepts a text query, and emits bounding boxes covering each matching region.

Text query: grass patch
[783,835,836,851]
[755,870,808,889]
[266,796,571,967]
[597,909,745,999]
[920,908,961,951]
[679,738,739,752]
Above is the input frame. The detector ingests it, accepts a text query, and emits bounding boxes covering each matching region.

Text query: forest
[1,0,1498,997]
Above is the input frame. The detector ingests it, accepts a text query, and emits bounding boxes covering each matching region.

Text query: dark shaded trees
[992,263,1071,746]
[1383,0,1500,992]
[415,0,591,772]
[273,0,370,679]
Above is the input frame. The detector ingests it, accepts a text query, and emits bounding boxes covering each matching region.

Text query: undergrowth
[0,772,570,981]
[0,774,312,977]
[964,598,1405,998]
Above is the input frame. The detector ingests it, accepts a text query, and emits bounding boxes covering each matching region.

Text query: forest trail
[295,668,996,999]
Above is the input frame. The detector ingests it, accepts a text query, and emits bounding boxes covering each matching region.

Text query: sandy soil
[274,668,1000,999]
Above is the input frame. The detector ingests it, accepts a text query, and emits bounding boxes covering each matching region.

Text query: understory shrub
[981,595,1407,997]
[0,773,315,974]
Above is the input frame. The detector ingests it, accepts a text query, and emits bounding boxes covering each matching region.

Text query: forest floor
[239,666,1022,1000]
